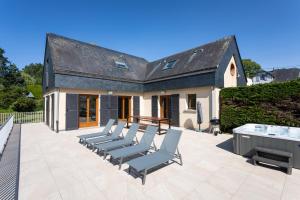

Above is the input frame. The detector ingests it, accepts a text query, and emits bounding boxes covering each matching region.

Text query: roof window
[188,50,198,63]
[163,60,176,70]
[115,60,128,69]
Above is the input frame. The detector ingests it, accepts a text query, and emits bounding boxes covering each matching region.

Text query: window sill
[183,109,196,114]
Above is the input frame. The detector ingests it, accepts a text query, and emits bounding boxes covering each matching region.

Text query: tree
[242,59,262,78]
[11,97,36,112]
[0,48,25,87]
[0,86,27,109]
[22,63,43,84]
[0,47,27,111]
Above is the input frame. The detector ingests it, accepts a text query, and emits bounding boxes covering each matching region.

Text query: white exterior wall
[58,91,66,131]
[224,56,238,88]
[50,85,225,131]
[43,91,57,131]
[54,88,144,131]
[45,55,237,132]
[142,86,214,130]
[252,75,273,85]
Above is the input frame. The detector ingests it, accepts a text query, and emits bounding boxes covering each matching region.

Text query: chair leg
[142,169,147,185]
[179,154,183,166]
[177,148,183,166]
[119,157,123,170]
[253,159,257,166]
[287,167,292,175]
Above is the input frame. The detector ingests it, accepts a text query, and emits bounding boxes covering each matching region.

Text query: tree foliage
[242,59,262,78]
[0,48,25,87]
[23,63,43,84]
[0,47,43,112]
[11,97,36,112]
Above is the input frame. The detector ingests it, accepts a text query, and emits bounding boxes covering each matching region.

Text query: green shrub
[26,84,42,98]
[0,86,27,109]
[35,98,44,111]
[11,97,36,112]
[220,79,300,132]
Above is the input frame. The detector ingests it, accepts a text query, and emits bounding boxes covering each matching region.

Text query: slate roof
[255,70,274,77]
[46,33,235,83]
[47,33,148,82]
[145,36,233,81]
[271,68,300,82]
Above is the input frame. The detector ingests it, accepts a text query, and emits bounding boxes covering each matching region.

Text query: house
[252,70,274,85]
[246,78,253,86]
[27,92,35,98]
[271,68,300,82]
[42,33,247,132]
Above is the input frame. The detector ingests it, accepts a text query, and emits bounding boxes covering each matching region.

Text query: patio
[19,123,300,200]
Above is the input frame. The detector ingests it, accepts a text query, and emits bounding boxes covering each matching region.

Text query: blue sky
[1,0,300,70]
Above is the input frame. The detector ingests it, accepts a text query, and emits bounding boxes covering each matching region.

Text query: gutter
[54,67,217,85]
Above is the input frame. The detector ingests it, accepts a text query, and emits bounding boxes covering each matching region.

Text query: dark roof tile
[46,33,234,83]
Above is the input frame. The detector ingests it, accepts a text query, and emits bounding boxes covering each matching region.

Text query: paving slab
[19,123,300,200]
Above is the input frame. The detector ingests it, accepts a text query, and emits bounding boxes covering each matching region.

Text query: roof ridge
[47,33,149,62]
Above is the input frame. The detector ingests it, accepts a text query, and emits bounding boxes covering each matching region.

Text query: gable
[42,40,55,94]
[215,36,247,87]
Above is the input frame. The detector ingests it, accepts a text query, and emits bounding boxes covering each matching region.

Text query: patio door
[79,95,99,128]
[118,96,131,120]
[160,95,170,119]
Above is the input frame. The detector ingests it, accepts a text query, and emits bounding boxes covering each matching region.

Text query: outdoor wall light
[108,91,113,95]
[160,90,166,95]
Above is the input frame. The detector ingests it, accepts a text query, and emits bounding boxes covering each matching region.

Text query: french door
[79,95,99,128]
[118,96,131,120]
[160,95,170,119]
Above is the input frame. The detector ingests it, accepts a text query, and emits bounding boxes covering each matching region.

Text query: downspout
[56,89,60,133]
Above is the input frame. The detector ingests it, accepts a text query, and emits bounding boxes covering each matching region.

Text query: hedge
[220,79,300,132]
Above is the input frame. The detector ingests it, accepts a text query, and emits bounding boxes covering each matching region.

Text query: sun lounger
[94,123,140,159]
[108,125,158,169]
[127,128,182,184]
[78,119,115,144]
[85,121,126,149]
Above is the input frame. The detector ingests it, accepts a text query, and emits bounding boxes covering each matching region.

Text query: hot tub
[233,124,300,169]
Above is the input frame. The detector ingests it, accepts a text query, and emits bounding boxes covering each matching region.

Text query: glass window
[79,96,87,122]
[115,61,128,69]
[187,94,196,110]
[163,60,176,70]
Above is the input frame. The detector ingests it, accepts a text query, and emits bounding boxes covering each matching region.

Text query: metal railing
[0,115,14,156]
[0,111,44,124]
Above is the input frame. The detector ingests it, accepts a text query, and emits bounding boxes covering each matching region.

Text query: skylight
[163,60,176,70]
[188,51,197,63]
[115,61,128,69]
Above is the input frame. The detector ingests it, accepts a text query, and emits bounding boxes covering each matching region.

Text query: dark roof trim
[54,70,144,84]
[143,67,217,83]
[232,36,247,82]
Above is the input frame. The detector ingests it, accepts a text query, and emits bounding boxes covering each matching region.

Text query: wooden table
[127,116,171,135]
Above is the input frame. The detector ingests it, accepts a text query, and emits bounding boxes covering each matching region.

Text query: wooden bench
[253,147,293,175]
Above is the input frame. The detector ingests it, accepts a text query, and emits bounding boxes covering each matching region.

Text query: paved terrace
[19,123,300,200]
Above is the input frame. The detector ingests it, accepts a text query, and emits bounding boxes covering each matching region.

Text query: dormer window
[163,60,176,70]
[115,61,128,69]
